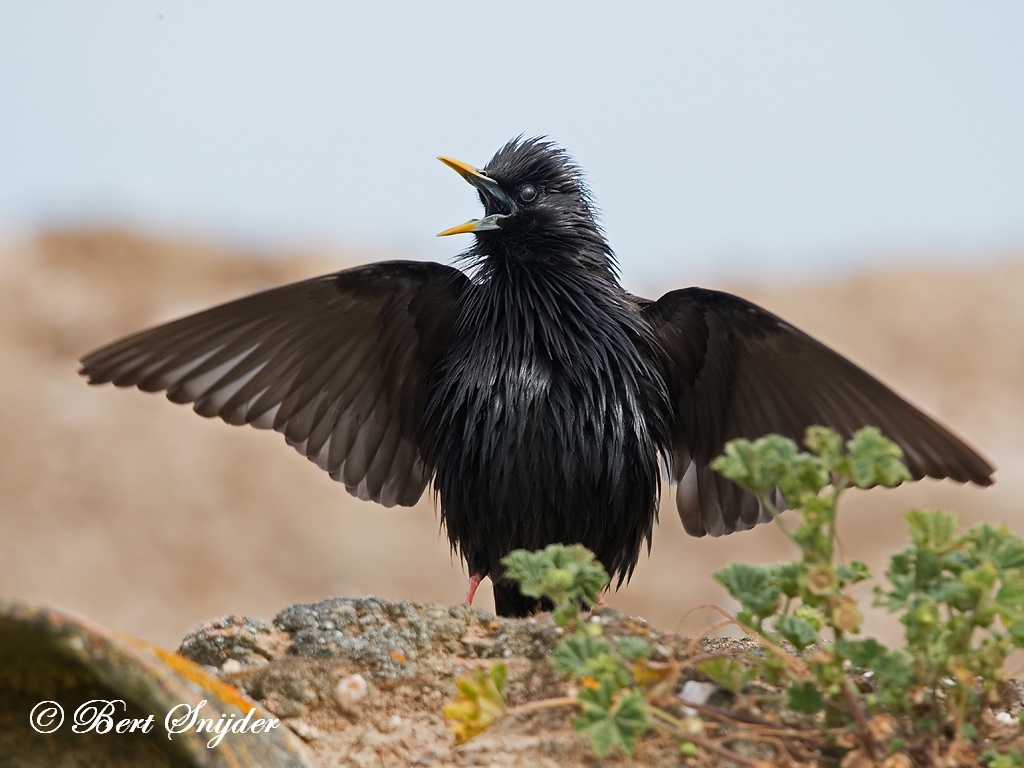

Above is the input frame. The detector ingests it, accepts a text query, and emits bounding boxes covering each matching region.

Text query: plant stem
[505,696,579,717]
[697,618,738,638]
[687,734,766,768]
[677,649,751,673]
[839,676,882,761]
[674,602,737,633]
[677,699,820,737]
[830,479,848,564]
[762,495,801,551]
[673,603,810,678]
[647,708,764,768]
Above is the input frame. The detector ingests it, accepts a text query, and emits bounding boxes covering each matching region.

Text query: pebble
[677,680,718,716]
[335,673,369,713]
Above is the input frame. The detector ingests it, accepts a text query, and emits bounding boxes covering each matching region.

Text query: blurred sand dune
[1,230,1021,649]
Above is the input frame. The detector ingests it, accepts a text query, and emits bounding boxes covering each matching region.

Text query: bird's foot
[464,572,484,605]
[596,594,607,607]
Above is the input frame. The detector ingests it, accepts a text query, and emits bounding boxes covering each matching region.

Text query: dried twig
[840,677,882,761]
[648,704,766,768]
[505,696,579,717]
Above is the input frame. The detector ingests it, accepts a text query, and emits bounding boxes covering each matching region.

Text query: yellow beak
[436,156,516,237]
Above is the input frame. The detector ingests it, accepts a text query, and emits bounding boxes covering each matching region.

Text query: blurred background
[1,2,1022,650]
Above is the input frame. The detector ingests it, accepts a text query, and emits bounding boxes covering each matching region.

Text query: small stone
[221,658,242,674]
[677,680,717,716]
[335,673,368,713]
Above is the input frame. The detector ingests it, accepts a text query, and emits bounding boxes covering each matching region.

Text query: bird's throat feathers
[460,229,618,281]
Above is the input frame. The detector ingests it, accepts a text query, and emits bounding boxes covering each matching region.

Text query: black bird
[79,138,994,616]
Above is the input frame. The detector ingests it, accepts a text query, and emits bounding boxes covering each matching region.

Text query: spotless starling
[80,138,994,616]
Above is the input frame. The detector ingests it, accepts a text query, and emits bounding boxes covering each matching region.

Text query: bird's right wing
[79,261,470,508]
[641,287,994,538]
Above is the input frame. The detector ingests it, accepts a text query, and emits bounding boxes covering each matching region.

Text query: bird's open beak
[437,156,517,237]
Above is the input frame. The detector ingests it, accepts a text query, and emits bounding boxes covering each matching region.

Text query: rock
[173,596,754,767]
[0,598,316,768]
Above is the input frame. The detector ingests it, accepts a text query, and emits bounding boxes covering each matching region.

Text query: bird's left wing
[80,261,469,508]
[641,287,994,538]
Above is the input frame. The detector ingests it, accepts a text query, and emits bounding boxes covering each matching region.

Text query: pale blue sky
[1,2,1022,289]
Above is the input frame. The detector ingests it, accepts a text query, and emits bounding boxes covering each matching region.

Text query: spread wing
[80,261,470,508]
[641,287,994,538]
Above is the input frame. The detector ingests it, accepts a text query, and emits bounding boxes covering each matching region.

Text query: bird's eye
[518,184,538,203]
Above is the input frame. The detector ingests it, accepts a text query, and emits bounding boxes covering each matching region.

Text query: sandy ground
[1,229,1021,650]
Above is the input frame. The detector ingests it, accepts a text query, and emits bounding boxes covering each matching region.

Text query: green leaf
[994,569,1024,626]
[552,631,611,678]
[793,604,827,630]
[844,427,912,488]
[778,453,831,508]
[772,562,805,599]
[712,434,829,506]
[776,615,820,651]
[787,681,824,714]
[1008,618,1024,647]
[552,604,578,629]
[501,544,609,615]
[838,560,872,585]
[714,563,781,621]
[804,426,844,470]
[905,509,960,550]
[586,653,633,690]
[615,636,652,661]
[981,746,1024,768]
[710,436,787,496]
[970,524,1024,571]
[574,684,648,758]
[711,435,797,496]
[698,657,755,694]
[869,648,916,691]
[838,637,888,668]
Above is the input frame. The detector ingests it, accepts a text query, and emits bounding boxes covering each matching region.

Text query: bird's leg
[596,594,607,607]
[464,572,484,605]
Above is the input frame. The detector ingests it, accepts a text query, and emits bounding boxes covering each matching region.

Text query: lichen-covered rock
[179,614,286,668]
[175,596,744,767]
[181,597,568,679]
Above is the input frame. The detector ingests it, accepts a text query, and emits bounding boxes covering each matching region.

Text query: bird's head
[438,137,616,277]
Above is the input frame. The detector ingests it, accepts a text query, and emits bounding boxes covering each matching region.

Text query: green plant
[984,746,1024,768]
[444,427,1024,765]
[712,427,1024,761]
[445,544,748,760]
